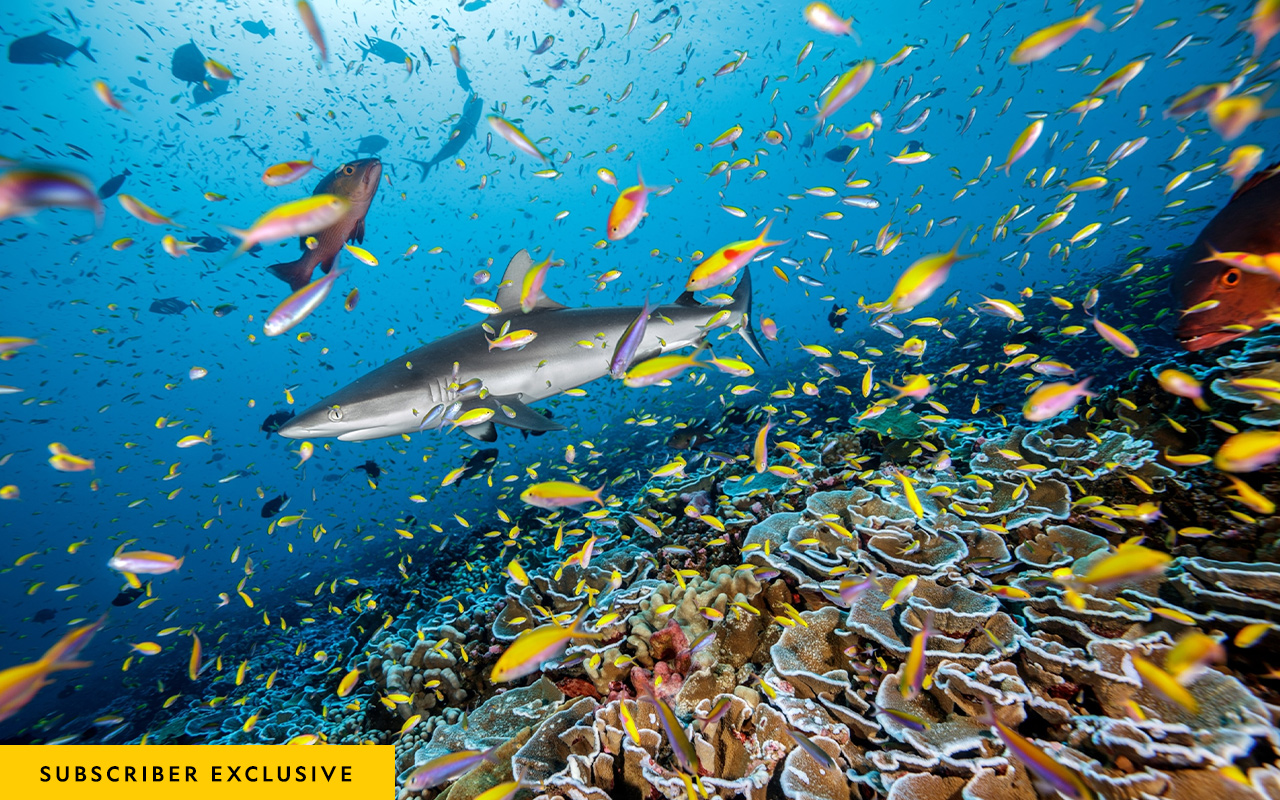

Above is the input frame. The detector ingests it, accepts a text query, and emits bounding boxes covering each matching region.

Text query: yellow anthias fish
[685,220,785,292]
[607,168,666,241]
[886,236,969,312]
[0,615,106,723]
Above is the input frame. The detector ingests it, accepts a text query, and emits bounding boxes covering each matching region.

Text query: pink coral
[630,663,684,702]
[648,618,690,673]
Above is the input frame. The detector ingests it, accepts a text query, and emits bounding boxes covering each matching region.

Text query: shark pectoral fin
[490,395,565,432]
[462,421,498,442]
[494,250,568,313]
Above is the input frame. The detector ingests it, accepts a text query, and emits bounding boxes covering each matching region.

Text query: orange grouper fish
[1175,163,1280,351]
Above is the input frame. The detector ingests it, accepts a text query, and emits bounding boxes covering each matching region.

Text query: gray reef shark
[279,251,767,442]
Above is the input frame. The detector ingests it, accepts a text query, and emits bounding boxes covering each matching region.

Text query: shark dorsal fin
[495,250,567,313]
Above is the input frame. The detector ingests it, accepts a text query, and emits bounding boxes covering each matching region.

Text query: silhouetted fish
[409,91,481,182]
[33,608,56,623]
[8,31,94,65]
[170,42,208,82]
[261,493,289,518]
[456,448,498,483]
[353,135,389,157]
[190,235,228,253]
[241,20,275,38]
[172,42,230,106]
[354,460,382,480]
[650,5,678,24]
[111,586,144,607]
[149,297,189,315]
[97,169,130,199]
[824,146,854,162]
[260,409,295,437]
[828,303,848,330]
[357,36,408,64]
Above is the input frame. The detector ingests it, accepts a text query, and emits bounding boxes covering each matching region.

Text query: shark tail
[268,257,315,292]
[79,37,95,63]
[407,159,434,183]
[731,266,769,365]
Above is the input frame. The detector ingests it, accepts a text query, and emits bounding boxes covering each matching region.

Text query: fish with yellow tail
[685,221,785,291]
[0,614,106,723]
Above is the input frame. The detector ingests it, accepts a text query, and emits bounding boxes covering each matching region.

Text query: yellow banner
[0,745,394,799]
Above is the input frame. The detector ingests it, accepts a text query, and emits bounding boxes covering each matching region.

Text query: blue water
[0,0,1275,740]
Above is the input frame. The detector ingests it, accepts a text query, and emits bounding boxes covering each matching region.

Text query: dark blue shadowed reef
[2,0,1280,797]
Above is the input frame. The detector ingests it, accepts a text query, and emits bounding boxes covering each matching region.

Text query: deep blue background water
[1,0,1275,737]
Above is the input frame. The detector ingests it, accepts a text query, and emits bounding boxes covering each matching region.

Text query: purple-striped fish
[264,267,346,337]
[609,296,652,379]
[403,746,499,791]
[642,693,699,774]
[982,700,1093,800]
[0,167,104,225]
[788,729,838,769]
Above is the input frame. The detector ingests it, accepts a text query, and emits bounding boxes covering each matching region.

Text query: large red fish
[267,158,381,291]
[1175,163,1280,351]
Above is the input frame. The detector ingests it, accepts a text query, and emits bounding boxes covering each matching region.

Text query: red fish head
[1173,258,1274,351]
[1174,163,1280,351]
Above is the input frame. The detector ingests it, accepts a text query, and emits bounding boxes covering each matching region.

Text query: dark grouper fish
[279,251,767,442]
[266,158,382,291]
[1175,163,1280,351]
[8,30,94,65]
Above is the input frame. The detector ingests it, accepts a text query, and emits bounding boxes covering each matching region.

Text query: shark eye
[327,406,344,422]
[1220,268,1241,287]
[342,165,356,176]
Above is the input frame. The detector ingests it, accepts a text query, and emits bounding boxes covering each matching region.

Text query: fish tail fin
[79,38,95,63]
[569,606,605,640]
[755,218,786,248]
[175,555,185,570]
[268,257,315,292]
[730,266,769,365]
[978,698,998,727]
[407,159,432,183]
[1084,5,1105,31]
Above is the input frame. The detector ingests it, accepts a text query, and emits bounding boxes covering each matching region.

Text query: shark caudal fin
[268,257,316,292]
[731,267,769,365]
[78,38,96,63]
